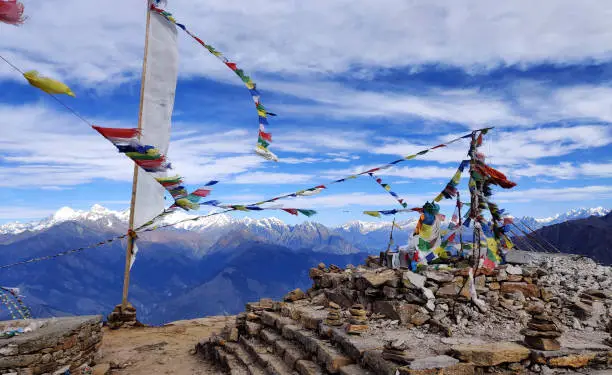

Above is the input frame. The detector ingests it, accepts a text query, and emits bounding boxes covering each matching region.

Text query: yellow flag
[23,71,75,97]
[363,211,381,218]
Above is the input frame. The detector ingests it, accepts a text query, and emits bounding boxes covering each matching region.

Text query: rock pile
[106,302,141,330]
[382,339,412,364]
[521,304,562,351]
[346,303,368,335]
[325,302,343,326]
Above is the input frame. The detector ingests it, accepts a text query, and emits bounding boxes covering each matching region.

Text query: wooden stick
[121,2,152,312]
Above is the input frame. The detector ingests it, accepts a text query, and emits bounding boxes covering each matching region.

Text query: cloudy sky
[1,0,611,226]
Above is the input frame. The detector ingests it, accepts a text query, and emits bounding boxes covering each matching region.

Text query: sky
[1,0,611,226]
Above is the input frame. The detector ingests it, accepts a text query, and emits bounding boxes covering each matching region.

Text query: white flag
[133,4,179,230]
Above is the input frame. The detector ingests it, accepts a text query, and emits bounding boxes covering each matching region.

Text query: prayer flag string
[92,126,214,212]
[252,128,492,207]
[149,4,278,162]
[369,173,408,208]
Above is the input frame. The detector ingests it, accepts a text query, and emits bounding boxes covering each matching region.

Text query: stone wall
[0,316,103,375]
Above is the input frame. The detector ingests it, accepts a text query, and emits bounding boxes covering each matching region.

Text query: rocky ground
[199,251,612,374]
[98,316,233,375]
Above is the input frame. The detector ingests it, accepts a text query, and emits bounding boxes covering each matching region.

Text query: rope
[0,54,93,126]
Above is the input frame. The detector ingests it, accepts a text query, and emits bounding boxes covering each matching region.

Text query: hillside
[523,212,612,265]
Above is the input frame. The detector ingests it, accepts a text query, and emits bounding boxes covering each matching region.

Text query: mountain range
[0,205,608,324]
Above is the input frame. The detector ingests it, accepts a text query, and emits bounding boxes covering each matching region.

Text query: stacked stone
[346,304,368,335]
[382,339,413,365]
[605,320,612,347]
[521,305,563,351]
[107,302,140,330]
[325,302,343,326]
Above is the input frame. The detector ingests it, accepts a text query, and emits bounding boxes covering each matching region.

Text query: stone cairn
[382,339,413,365]
[107,302,141,329]
[521,304,563,351]
[346,303,368,335]
[325,302,343,326]
[605,319,612,347]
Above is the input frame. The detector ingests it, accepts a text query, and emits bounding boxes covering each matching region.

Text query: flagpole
[121,1,152,312]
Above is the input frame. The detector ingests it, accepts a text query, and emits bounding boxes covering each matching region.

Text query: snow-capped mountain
[1,205,609,252]
[0,204,129,235]
[514,207,611,232]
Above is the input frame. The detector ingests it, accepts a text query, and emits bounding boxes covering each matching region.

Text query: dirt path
[99,316,234,375]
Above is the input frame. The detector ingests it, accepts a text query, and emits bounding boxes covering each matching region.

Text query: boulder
[436,283,460,298]
[361,269,398,288]
[548,353,596,368]
[424,271,454,284]
[524,336,560,351]
[449,342,530,366]
[500,282,540,298]
[403,271,427,289]
[506,265,523,275]
[284,288,306,302]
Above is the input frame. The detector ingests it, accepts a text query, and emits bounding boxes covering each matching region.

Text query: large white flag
[133,3,179,230]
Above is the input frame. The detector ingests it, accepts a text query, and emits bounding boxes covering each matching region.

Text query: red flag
[191,189,211,197]
[92,126,140,140]
[483,258,495,270]
[282,208,298,216]
[0,0,25,25]
[259,130,272,142]
[503,217,514,225]
[315,185,326,189]
[432,144,446,149]
[225,62,237,71]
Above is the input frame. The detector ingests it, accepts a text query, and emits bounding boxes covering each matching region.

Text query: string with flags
[249,128,492,208]
[149,3,278,162]
[92,126,218,212]
[369,173,408,208]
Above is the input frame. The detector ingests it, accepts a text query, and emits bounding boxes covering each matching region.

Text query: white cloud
[497,185,612,202]
[230,172,313,185]
[511,162,612,180]
[3,0,612,85]
[0,104,267,187]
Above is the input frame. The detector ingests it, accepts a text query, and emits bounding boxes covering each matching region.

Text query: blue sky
[1,0,611,226]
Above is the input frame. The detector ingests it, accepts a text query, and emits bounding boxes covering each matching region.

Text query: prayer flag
[23,71,75,97]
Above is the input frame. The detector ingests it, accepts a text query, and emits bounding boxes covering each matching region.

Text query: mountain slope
[522,212,612,265]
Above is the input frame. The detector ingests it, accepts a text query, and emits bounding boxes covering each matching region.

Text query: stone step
[260,328,309,370]
[225,342,266,375]
[296,359,325,375]
[213,345,250,375]
[240,335,298,375]
[267,307,365,375]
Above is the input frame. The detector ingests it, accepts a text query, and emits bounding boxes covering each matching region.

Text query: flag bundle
[0,0,26,25]
[93,126,171,172]
[23,71,75,97]
[93,126,213,212]
[149,4,278,162]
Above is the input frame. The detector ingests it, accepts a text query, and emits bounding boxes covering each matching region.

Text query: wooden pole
[121,2,152,312]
